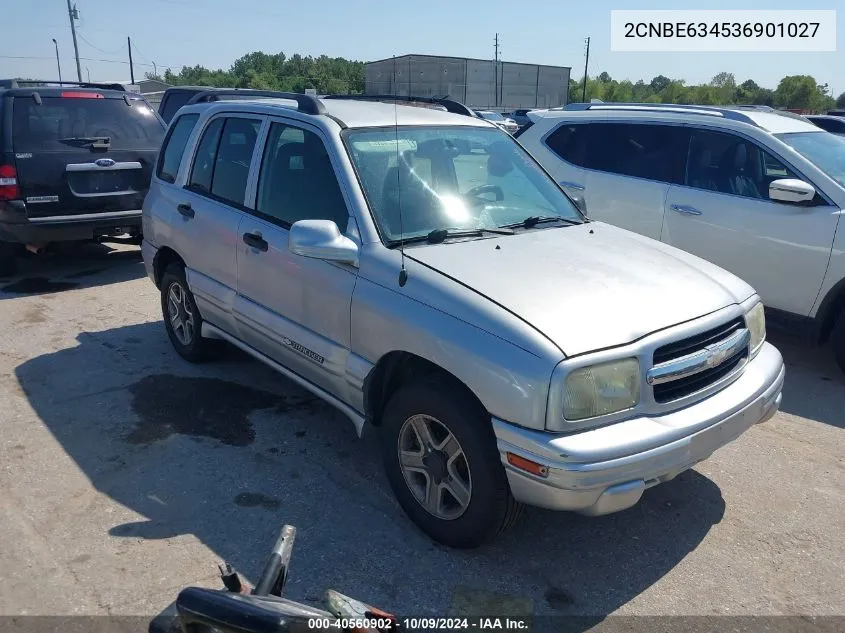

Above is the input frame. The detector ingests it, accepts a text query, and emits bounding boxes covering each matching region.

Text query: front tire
[160,263,213,363]
[380,378,523,548]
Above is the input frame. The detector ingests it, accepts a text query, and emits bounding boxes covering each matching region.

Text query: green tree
[837,92,845,108]
[649,75,671,93]
[774,75,832,111]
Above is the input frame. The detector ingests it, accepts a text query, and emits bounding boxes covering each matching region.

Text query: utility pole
[127,36,135,84]
[65,0,82,82]
[152,61,157,78]
[582,36,590,103]
[494,33,499,108]
[51,38,62,82]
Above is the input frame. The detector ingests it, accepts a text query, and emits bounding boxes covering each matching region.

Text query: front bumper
[494,342,785,516]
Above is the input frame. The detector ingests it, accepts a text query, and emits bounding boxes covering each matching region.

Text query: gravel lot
[0,243,842,629]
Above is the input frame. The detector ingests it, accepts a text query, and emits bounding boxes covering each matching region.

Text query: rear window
[12,96,165,152]
[160,91,196,123]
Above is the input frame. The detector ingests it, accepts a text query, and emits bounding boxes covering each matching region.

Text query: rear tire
[830,309,845,374]
[160,263,214,363]
[380,377,523,548]
[0,241,19,277]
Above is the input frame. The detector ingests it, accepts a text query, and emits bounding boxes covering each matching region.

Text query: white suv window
[585,123,687,184]
[685,129,797,200]
[545,123,589,167]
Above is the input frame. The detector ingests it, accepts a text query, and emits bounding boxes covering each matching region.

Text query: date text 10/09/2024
[307,617,530,630]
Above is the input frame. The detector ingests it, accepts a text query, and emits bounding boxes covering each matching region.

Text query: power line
[76,31,125,55]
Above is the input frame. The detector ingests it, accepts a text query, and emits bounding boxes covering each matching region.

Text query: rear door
[581,122,689,239]
[171,113,264,335]
[11,91,165,218]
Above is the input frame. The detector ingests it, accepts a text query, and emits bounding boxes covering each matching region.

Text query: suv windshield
[776,131,845,187]
[480,112,504,121]
[12,96,164,151]
[345,126,582,243]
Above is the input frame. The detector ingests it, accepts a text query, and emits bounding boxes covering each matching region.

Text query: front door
[235,119,358,398]
[663,128,840,316]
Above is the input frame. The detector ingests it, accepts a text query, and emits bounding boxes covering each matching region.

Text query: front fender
[350,276,558,430]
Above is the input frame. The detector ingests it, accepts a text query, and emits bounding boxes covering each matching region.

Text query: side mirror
[289,219,359,267]
[769,178,816,204]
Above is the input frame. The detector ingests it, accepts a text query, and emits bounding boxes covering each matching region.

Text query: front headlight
[562,358,640,422]
[746,302,766,356]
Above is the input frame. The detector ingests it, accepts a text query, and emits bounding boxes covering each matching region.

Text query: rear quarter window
[12,96,165,152]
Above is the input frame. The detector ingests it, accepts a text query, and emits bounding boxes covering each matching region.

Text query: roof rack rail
[562,101,768,126]
[0,79,127,91]
[321,94,478,118]
[185,89,326,115]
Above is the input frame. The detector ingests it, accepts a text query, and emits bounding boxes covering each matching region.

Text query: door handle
[560,181,585,191]
[177,202,195,218]
[242,231,268,252]
[670,204,702,216]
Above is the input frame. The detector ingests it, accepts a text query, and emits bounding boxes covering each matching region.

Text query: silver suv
[142,91,785,548]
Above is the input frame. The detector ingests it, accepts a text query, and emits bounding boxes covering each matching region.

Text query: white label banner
[611,10,836,52]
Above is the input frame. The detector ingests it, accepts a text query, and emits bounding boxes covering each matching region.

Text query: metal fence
[365,55,571,110]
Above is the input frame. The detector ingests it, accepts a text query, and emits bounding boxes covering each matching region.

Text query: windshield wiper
[385,226,514,249]
[58,136,111,148]
[426,227,514,244]
[501,215,581,229]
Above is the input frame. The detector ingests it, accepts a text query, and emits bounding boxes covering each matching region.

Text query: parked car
[807,115,845,137]
[826,109,845,117]
[475,110,519,134]
[517,103,845,369]
[507,108,538,127]
[143,91,784,548]
[0,79,165,274]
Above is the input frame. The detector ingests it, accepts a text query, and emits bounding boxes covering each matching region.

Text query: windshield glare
[481,112,504,121]
[345,126,582,243]
[776,131,845,188]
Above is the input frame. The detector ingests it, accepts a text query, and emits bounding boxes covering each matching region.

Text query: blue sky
[4,0,843,97]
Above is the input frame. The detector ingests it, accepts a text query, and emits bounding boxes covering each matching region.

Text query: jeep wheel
[380,378,523,548]
[160,263,213,362]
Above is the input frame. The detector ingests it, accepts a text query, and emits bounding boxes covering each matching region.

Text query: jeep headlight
[746,302,766,356]
[562,358,640,423]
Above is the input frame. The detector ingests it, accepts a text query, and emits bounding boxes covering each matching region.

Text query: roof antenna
[394,87,408,287]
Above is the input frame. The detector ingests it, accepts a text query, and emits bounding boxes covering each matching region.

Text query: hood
[407,222,755,357]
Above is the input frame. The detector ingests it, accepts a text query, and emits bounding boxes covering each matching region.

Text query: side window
[156,113,199,183]
[188,118,224,193]
[210,118,261,206]
[585,123,688,184]
[255,123,348,231]
[544,123,588,167]
[685,129,798,200]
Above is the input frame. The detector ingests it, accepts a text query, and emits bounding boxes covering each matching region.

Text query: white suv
[518,104,845,369]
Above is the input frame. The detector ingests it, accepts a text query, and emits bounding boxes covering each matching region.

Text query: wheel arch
[363,351,487,428]
[814,275,845,343]
[152,246,186,289]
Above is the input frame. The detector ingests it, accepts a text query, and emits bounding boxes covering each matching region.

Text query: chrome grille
[650,317,748,404]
